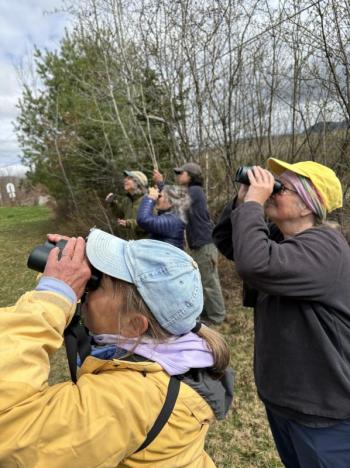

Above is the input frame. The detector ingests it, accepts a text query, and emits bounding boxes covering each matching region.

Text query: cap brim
[173,167,183,174]
[267,158,295,175]
[267,158,309,179]
[86,229,133,283]
[123,170,131,177]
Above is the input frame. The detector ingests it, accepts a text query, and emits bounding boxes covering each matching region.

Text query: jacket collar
[78,355,163,378]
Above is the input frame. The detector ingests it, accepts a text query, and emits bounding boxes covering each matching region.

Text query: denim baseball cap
[86,229,203,335]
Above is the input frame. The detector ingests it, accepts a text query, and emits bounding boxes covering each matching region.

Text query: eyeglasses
[279,185,298,196]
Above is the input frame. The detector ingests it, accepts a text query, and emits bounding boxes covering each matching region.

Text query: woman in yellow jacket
[0,230,233,467]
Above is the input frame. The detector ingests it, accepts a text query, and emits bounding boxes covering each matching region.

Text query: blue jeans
[266,408,350,468]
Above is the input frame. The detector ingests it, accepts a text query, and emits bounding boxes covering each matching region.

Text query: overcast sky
[0,0,69,168]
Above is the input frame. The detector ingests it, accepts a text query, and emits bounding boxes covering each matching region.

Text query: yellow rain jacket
[0,291,216,467]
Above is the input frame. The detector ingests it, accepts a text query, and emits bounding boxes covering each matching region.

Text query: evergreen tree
[16,30,173,228]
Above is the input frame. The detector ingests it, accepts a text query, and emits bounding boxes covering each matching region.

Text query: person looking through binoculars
[213,159,350,467]
[153,163,226,326]
[137,184,191,250]
[0,231,233,467]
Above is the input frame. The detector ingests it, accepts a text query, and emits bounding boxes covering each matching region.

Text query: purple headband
[281,171,326,220]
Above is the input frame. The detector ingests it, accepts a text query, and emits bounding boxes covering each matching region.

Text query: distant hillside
[306,121,348,133]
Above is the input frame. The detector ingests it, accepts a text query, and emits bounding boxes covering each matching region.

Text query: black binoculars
[27,239,101,290]
[235,166,283,194]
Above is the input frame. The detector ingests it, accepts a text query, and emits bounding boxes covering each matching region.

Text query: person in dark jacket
[213,158,350,468]
[153,164,226,325]
[137,185,190,250]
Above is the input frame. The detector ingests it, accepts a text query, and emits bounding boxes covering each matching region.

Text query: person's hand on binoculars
[43,237,91,300]
[243,166,275,206]
[47,233,70,243]
[148,187,159,200]
[237,184,249,205]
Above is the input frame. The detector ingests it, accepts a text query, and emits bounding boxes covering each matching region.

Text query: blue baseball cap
[86,229,203,335]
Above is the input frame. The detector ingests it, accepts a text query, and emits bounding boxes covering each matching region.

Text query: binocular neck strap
[63,304,92,383]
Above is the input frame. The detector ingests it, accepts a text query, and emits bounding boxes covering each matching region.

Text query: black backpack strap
[135,376,181,453]
[64,303,91,383]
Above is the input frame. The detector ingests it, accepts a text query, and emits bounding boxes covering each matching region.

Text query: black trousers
[266,408,350,468]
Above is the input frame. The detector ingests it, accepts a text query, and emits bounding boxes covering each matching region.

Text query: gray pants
[189,243,226,324]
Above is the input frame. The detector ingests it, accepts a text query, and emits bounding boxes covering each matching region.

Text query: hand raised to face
[44,237,91,300]
[243,166,275,206]
[148,186,160,200]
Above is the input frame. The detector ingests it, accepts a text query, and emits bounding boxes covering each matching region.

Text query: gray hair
[132,180,148,196]
[162,185,191,223]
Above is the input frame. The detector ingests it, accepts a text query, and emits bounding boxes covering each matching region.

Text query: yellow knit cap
[267,158,343,212]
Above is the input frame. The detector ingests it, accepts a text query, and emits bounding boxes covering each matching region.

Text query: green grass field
[0,206,282,467]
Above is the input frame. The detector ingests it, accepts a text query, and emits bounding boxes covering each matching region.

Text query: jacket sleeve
[0,291,159,465]
[125,217,139,229]
[137,196,181,236]
[188,186,205,214]
[232,201,343,299]
[0,291,75,411]
[110,195,126,218]
[121,217,147,239]
[123,197,147,237]
[212,200,235,260]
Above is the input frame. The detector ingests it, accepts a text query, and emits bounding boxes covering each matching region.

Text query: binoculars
[27,239,101,290]
[235,166,283,194]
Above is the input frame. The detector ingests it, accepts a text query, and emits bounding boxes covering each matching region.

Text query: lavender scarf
[92,330,214,375]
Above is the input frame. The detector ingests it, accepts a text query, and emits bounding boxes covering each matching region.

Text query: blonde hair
[110,277,171,342]
[197,326,230,376]
[109,277,230,374]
